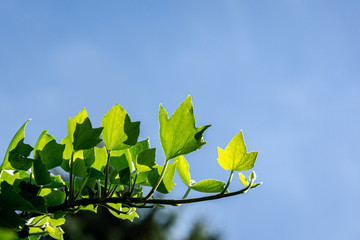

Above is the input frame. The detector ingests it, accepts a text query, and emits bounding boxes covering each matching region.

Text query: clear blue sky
[1,1,360,239]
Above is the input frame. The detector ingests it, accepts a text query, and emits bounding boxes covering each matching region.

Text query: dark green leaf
[33,158,51,185]
[73,118,103,151]
[38,140,65,169]
[2,120,30,171]
[137,148,157,172]
[148,162,177,194]
[88,168,105,179]
[102,104,140,151]
[110,149,133,172]
[0,207,25,229]
[8,139,33,171]
[159,95,211,160]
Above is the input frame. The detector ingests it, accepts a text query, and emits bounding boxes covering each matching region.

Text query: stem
[220,170,234,195]
[144,159,170,200]
[103,149,111,199]
[74,175,89,200]
[129,173,138,197]
[68,152,75,204]
[182,186,191,199]
[97,180,102,200]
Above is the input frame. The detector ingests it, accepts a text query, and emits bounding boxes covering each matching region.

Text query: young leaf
[175,155,191,187]
[102,104,140,151]
[148,162,177,194]
[217,130,258,171]
[45,226,64,240]
[190,179,226,193]
[2,120,31,171]
[239,173,249,187]
[8,139,33,171]
[159,95,211,160]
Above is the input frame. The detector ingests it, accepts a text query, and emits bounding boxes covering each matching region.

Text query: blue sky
[1,1,360,239]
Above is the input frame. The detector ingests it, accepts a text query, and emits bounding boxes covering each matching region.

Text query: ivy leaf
[8,139,33,171]
[91,147,108,172]
[2,119,30,171]
[191,179,226,193]
[0,207,25,229]
[33,158,51,185]
[217,130,258,171]
[73,118,103,151]
[45,226,64,240]
[0,182,46,213]
[137,148,157,173]
[34,131,65,169]
[148,162,177,194]
[110,149,134,173]
[39,189,66,207]
[175,155,191,187]
[129,139,151,169]
[67,109,103,151]
[102,104,140,151]
[159,95,211,160]
[239,173,249,187]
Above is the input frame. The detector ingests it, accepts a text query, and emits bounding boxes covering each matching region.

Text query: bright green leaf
[191,179,225,193]
[2,120,31,171]
[45,226,64,240]
[175,155,191,187]
[91,147,108,171]
[60,135,73,160]
[217,130,258,171]
[159,95,211,160]
[102,104,140,151]
[238,173,249,187]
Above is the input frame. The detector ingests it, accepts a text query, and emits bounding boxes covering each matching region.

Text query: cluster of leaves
[0,95,261,240]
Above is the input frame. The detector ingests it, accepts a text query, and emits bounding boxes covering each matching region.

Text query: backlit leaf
[159,95,211,160]
[217,130,258,171]
[8,139,33,171]
[102,104,140,151]
[190,179,225,193]
[2,120,30,171]
[175,155,191,187]
[136,148,157,172]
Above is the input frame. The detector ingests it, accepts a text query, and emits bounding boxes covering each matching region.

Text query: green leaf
[175,155,191,187]
[60,135,73,160]
[45,226,64,240]
[148,162,177,194]
[33,158,51,185]
[249,171,256,181]
[72,157,88,177]
[136,148,157,172]
[0,208,25,229]
[73,118,103,151]
[42,175,65,188]
[91,147,108,172]
[217,130,258,171]
[238,173,249,187]
[110,149,134,172]
[36,137,65,169]
[8,139,33,171]
[159,95,211,160]
[102,104,140,151]
[39,189,66,207]
[190,179,225,193]
[251,182,262,189]
[129,139,151,169]
[2,120,31,171]
[87,168,105,179]
[0,182,46,213]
